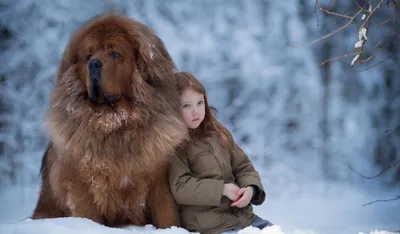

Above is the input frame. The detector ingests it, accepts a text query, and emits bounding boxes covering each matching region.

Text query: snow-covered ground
[1,181,398,234]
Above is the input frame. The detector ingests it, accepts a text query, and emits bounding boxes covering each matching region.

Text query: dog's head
[60,14,176,104]
[49,14,181,134]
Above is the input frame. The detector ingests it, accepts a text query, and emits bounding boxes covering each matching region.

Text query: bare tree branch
[285,8,364,48]
[318,42,383,66]
[285,7,362,47]
[377,18,391,26]
[352,53,396,72]
[358,53,376,63]
[319,7,353,19]
[362,195,400,206]
[319,52,359,66]
[348,123,400,181]
[289,0,398,67]
[360,0,384,31]
[314,0,321,26]
[349,159,400,179]
[355,1,367,11]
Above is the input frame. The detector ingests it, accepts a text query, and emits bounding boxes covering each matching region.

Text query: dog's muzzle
[89,59,103,102]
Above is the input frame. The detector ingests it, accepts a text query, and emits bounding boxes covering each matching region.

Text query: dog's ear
[133,29,177,88]
[135,41,166,87]
[134,42,152,87]
[59,49,78,77]
[58,38,79,79]
[135,41,151,75]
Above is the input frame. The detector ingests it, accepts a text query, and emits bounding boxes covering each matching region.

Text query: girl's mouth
[192,118,199,121]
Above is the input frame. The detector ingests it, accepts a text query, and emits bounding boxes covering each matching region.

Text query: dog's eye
[111,51,121,58]
[86,54,92,61]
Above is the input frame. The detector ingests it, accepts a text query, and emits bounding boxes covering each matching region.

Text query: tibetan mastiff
[31,14,188,228]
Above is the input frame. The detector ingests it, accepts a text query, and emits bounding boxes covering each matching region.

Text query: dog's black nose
[89,59,103,69]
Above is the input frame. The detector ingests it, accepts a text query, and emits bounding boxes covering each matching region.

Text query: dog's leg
[32,182,66,219]
[32,142,66,219]
[148,174,181,229]
[66,188,104,224]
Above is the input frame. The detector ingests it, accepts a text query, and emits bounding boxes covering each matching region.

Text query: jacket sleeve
[230,141,265,205]
[169,152,225,207]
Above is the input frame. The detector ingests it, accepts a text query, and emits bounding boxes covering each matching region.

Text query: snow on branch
[286,0,398,67]
[351,1,374,67]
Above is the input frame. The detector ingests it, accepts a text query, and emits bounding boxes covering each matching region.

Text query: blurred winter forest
[0,0,399,195]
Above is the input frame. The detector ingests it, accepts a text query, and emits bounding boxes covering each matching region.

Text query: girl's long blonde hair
[175,71,232,150]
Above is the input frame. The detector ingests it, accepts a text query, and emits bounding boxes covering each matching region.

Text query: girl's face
[180,89,205,129]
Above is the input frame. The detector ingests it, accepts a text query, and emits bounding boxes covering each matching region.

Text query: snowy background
[0,0,399,234]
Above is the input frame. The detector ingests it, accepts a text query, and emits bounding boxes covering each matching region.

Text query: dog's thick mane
[45,14,187,171]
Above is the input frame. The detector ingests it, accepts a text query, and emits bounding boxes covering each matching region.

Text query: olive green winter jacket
[169,135,265,234]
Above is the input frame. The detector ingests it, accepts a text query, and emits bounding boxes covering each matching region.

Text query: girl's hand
[222,183,240,201]
[231,186,253,208]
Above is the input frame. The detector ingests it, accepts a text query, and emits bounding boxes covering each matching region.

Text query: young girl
[169,72,273,234]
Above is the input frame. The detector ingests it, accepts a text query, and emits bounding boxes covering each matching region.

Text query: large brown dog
[32,14,188,228]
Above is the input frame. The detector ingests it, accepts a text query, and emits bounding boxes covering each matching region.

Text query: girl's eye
[87,54,92,61]
[182,104,190,108]
[111,51,121,58]
[198,100,204,105]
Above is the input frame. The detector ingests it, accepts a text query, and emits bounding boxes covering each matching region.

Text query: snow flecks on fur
[66,103,76,116]
[94,109,130,133]
[94,162,109,175]
[148,42,156,60]
[82,154,90,168]
[120,176,131,188]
